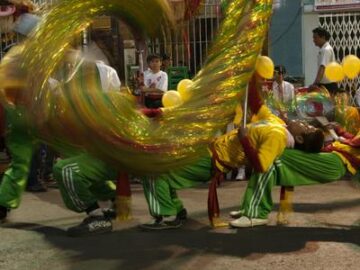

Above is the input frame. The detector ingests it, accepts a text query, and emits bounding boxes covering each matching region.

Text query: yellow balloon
[162,90,183,108]
[177,79,193,101]
[325,62,345,82]
[255,55,274,79]
[342,55,360,79]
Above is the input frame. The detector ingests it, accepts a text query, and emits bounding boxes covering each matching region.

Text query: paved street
[0,180,359,270]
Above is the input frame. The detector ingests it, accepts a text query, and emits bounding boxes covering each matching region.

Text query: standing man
[309,27,339,94]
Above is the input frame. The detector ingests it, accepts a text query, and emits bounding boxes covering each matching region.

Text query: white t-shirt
[272,80,295,103]
[95,61,121,92]
[318,42,336,84]
[143,69,168,92]
[355,88,360,107]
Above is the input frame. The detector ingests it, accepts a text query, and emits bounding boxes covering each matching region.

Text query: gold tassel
[115,195,132,221]
[115,172,132,221]
[211,216,229,228]
[277,186,294,225]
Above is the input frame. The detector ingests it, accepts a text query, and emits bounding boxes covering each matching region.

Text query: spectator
[142,54,168,108]
[309,27,339,95]
[161,53,171,72]
[272,65,295,104]
[355,87,360,107]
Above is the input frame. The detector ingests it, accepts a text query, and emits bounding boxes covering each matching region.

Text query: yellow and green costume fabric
[53,153,117,213]
[212,104,287,173]
[0,106,37,209]
[142,104,288,217]
[240,149,347,219]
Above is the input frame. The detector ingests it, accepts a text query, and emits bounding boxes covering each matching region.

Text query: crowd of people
[0,12,359,239]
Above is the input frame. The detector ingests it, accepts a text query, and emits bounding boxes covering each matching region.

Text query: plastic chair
[167,66,189,90]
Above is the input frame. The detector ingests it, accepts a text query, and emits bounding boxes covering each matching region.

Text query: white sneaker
[229,209,244,219]
[235,167,245,180]
[229,216,268,228]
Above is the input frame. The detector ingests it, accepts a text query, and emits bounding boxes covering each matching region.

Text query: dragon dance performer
[139,72,324,230]
[0,40,127,238]
[50,54,131,237]
[0,105,38,223]
[0,12,44,224]
[230,123,360,228]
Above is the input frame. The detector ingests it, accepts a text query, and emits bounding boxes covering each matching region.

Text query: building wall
[302,12,319,86]
[269,0,303,78]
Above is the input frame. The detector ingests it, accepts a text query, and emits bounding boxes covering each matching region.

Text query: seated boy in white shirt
[143,54,168,108]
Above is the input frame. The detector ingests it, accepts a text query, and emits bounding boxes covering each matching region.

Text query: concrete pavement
[0,180,359,270]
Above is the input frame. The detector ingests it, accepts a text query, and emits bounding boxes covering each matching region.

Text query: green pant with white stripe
[241,149,347,219]
[53,153,117,213]
[0,106,37,209]
[142,155,212,217]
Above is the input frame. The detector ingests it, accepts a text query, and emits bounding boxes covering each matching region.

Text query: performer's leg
[276,149,346,186]
[142,176,179,217]
[53,153,117,237]
[0,107,35,210]
[141,155,212,229]
[239,165,277,220]
[53,154,116,213]
[231,149,347,228]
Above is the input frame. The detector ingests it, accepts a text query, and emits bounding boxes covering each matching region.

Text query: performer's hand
[237,126,247,140]
[324,122,339,130]
[278,111,288,121]
[338,136,347,143]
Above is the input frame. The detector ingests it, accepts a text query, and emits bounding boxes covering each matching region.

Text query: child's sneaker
[67,215,113,237]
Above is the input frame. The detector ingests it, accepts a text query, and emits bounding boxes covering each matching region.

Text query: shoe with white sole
[229,209,244,219]
[139,215,183,230]
[67,215,113,237]
[229,216,268,228]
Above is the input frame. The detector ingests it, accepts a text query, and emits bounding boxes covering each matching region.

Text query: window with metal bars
[147,0,223,77]
[319,12,360,103]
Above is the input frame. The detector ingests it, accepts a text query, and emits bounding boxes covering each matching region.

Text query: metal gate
[319,12,360,103]
[147,0,223,77]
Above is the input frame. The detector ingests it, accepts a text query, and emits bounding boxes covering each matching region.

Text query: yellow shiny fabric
[213,105,287,172]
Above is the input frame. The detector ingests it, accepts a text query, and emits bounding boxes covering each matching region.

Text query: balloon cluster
[325,55,360,82]
[161,79,194,108]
